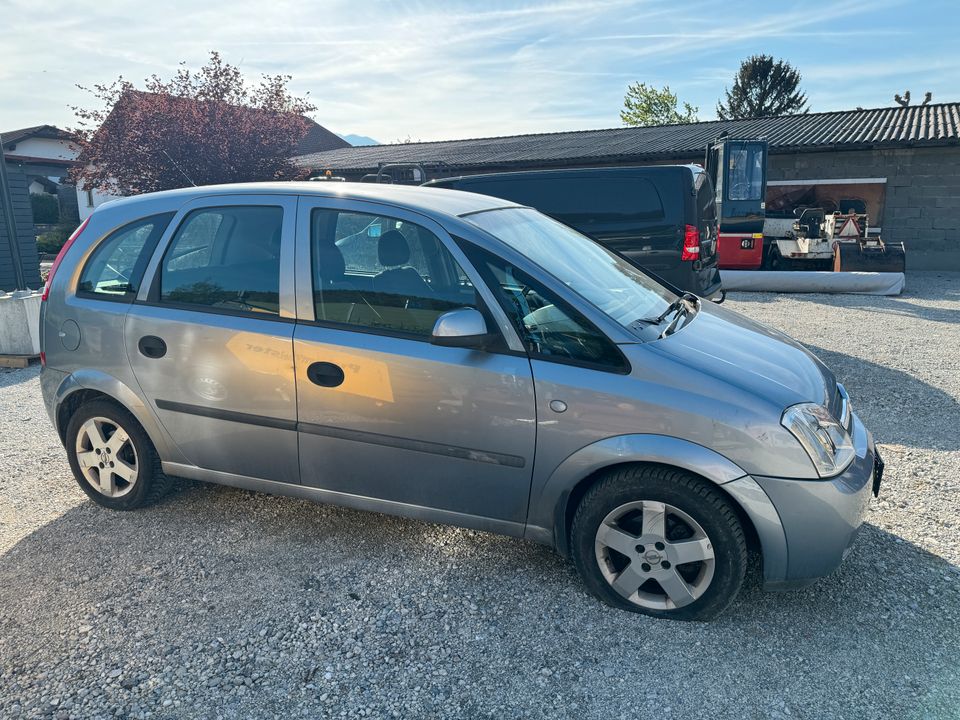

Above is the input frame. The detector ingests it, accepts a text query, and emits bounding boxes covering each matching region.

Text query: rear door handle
[307,361,345,388]
[138,335,167,359]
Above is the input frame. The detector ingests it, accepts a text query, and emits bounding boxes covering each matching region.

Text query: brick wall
[768,147,960,270]
[0,162,41,291]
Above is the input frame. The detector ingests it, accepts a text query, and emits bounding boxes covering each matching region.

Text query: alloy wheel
[74,416,139,498]
[594,500,716,610]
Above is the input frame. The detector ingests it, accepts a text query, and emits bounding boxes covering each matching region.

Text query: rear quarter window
[77,213,175,301]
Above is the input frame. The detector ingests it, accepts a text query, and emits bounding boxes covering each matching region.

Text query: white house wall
[6,137,78,162]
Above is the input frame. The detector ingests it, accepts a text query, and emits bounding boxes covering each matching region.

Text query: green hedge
[37,223,76,255]
[30,192,61,224]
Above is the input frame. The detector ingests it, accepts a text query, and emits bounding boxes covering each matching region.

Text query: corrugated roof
[293,103,960,172]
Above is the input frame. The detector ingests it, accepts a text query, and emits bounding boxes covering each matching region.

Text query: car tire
[65,399,171,511]
[570,465,748,621]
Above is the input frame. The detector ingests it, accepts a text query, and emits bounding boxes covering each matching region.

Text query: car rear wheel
[570,465,748,621]
[65,399,171,510]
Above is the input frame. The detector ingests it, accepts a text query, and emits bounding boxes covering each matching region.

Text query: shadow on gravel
[788,293,960,326]
[0,364,40,388]
[1,483,958,719]
[805,344,960,452]
[726,272,960,327]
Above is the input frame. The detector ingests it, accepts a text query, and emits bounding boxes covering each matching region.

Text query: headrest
[315,242,346,280]
[378,230,410,267]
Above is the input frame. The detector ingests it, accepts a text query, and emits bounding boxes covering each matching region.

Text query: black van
[425,166,721,298]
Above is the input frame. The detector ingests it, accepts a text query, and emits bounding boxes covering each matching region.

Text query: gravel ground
[1,272,959,720]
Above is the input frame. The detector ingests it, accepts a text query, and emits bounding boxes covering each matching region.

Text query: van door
[291,198,537,528]
[564,173,680,275]
[448,173,681,276]
[126,194,300,483]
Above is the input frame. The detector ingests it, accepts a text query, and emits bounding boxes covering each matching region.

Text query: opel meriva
[40,183,883,620]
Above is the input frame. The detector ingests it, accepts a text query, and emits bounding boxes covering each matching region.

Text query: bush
[36,223,76,255]
[30,192,61,224]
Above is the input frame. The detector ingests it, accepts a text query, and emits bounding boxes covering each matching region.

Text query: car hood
[644,302,837,412]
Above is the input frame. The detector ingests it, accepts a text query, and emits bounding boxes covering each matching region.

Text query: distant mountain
[337,133,379,146]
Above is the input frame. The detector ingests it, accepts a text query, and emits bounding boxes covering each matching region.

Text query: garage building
[293,103,960,270]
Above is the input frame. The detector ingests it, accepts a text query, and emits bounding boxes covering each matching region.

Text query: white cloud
[0,0,955,140]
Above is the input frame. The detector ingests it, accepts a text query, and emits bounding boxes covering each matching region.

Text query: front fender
[51,368,186,463]
[524,434,750,552]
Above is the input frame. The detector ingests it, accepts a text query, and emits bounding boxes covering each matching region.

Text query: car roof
[97,181,521,219]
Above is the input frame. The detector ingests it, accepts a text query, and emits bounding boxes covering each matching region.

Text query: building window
[86,188,95,207]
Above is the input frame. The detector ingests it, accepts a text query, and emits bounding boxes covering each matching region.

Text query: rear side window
[694,171,717,222]
[77,213,174,300]
[158,206,283,316]
[463,176,666,226]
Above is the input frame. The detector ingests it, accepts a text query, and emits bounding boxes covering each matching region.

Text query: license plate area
[872,451,884,497]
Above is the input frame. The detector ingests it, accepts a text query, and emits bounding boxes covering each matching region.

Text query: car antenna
[161,149,197,187]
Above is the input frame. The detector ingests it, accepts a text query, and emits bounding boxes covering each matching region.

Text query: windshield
[726,142,765,201]
[465,207,675,334]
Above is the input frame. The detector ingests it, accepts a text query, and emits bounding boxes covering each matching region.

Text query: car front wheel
[570,465,748,621]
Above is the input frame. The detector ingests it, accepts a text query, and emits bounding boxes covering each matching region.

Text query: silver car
[40,182,882,620]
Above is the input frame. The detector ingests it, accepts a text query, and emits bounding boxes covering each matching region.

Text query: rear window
[461,175,667,227]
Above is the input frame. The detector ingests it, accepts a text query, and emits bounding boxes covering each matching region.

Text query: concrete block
[935,196,960,209]
[893,207,921,219]
[0,291,41,355]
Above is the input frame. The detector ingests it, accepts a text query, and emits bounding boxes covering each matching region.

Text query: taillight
[42,217,89,301]
[682,224,700,261]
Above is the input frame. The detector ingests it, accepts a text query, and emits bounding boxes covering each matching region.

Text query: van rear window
[464,176,666,226]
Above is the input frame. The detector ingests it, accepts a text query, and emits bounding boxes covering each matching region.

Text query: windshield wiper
[635,293,700,327]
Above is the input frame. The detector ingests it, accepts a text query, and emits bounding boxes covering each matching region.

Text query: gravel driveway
[2,272,958,720]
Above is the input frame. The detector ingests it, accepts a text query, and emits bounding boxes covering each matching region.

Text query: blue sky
[2,0,958,143]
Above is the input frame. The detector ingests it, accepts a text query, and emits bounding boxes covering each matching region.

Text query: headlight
[781,403,855,477]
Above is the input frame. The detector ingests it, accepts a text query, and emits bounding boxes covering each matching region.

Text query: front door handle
[307,361,345,388]
[138,335,167,359]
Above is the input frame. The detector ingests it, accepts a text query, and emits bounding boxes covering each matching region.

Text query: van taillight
[682,225,700,261]
[41,217,89,301]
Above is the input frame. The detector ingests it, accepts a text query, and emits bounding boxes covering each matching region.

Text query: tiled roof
[1,125,75,148]
[296,119,352,154]
[104,91,350,154]
[293,103,960,172]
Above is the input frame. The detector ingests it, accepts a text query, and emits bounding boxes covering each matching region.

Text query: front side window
[78,213,174,300]
[462,243,626,371]
[159,206,283,316]
[464,207,674,338]
[310,208,478,337]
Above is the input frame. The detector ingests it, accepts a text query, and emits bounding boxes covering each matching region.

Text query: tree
[70,52,317,195]
[621,83,699,126]
[717,55,808,120]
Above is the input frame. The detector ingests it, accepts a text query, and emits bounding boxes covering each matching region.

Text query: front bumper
[725,411,880,589]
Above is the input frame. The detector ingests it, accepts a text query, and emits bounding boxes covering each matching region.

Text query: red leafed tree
[70,52,317,194]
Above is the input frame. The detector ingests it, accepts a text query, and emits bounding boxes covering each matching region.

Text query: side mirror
[430,308,497,349]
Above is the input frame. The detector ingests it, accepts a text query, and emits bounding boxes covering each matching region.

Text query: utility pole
[0,144,28,290]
